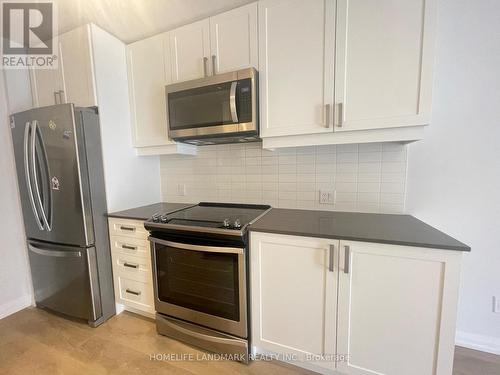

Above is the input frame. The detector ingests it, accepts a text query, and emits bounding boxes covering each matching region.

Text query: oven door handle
[149,237,243,255]
[229,81,239,123]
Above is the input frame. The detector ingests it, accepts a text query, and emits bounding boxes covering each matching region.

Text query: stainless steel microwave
[165,68,258,145]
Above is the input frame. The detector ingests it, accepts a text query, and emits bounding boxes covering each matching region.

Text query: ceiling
[52,0,254,44]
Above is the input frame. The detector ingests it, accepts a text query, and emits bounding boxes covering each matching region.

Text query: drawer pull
[125,288,141,296]
[121,244,137,250]
[120,225,136,232]
[123,262,139,269]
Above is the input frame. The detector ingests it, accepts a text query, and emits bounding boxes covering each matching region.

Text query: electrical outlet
[493,296,500,313]
[319,190,335,205]
[177,184,186,196]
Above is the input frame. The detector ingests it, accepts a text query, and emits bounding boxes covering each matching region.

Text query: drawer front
[115,275,154,313]
[108,218,148,239]
[111,252,151,283]
[110,235,151,258]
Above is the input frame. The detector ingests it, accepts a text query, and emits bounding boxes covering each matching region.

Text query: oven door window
[168,82,234,130]
[155,245,240,321]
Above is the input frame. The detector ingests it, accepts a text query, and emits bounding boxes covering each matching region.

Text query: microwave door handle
[24,121,44,230]
[229,81,239,123]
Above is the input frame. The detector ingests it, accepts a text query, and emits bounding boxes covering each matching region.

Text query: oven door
[150,237,247,338]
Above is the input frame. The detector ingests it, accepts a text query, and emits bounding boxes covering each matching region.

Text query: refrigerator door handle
[28,244,82,258]
[35,121,53,230]
[24,121,44,230]
[31,120,51,231]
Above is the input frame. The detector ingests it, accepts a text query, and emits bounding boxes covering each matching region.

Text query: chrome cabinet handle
[344,245,350,274]
[229,81,239,123]
[337,102,344,127]
[24,122,43,230]
[211,54,217,75]
[125,289,141,296]
[122,244,137,250]
[203,57,209,77]
[120,225,135,232]
[325,104,331,128]
[328,244,335,272]
[123,262,139,269]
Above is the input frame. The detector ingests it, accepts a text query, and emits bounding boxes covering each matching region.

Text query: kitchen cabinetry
[108,218,155,317]
[126,33,196,155]
[30,25,97,107]
[258,0,335,137]
[127,33,171,147]
[334,0,436,132]
[258,0,437,148]
[210,2,258,74]
[169,4,258,82]
[170,19,211,82]
[126,3,258,154]
[250,232,461,375]
[250,232,338,372]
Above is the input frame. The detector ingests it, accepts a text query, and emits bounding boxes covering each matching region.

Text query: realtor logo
[1,1,58,69]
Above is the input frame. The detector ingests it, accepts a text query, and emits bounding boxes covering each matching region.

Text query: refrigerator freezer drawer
[28,241,102,323]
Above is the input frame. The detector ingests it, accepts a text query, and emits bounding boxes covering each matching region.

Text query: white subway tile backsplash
[160,142,407,213]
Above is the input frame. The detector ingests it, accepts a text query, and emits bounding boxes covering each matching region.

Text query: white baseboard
[456,331,500,355]
[0,294,33,320]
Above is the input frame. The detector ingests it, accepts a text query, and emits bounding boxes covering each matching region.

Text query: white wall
[0,73,33,319]
[160,142,408,213]
[406,0,500,354]
[90,24,161,212]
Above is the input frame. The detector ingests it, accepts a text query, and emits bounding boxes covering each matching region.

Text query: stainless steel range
[144,202,271,362]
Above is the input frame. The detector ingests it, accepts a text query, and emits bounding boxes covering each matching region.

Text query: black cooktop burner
[145,202,271,236]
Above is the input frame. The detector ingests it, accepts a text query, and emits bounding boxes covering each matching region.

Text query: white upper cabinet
[58,26,97,107]
[258,0,335,137]
[209,3,258,74]
[170,19,211,82]
[334,0,436,131]
[30,62,63,107]
[30,25,97,108]
[127,33,173,147]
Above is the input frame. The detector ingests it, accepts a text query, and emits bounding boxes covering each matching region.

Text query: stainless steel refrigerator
[9,103,115,327]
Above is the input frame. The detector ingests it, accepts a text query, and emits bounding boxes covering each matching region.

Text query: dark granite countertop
[107,202,194,221]
[249,208,470,251]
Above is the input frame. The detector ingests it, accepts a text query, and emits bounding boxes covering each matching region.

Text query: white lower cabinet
[108,218,155,317]
[250,232,339,372]
[250,232,462,375]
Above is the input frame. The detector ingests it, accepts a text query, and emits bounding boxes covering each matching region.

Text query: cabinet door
[334,0,437,131]
[250,232,338,372]
[59,25,97,107]
[209,2,258,74]
[170,19,211,82]
[127,33,173,147]
[337,241,461,375]
[258,0,335,137]
[30,62,63,107]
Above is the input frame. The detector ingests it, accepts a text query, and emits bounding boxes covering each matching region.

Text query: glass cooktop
[149,202,271,231]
